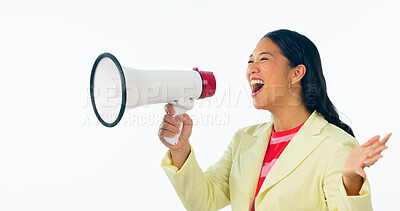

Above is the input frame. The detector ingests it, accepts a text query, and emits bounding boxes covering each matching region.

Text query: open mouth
[251,79,264,96]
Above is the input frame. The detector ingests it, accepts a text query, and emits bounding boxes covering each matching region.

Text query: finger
[160,122,180,134]
[366,154,384,167]
[362,135,380,147]
[380,133,392,145]
[177,114,193,126]
[164,104,176,115]
[355,167,367,178]
[363,140,381,156]
[158,128,177,139]
[368,144,388,157]
[159,130,182,148]
[369,137,382,149]
[163,114,180,127]
[362,160,369,168]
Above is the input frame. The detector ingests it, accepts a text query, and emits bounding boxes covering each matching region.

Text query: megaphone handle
[164,105,189,145]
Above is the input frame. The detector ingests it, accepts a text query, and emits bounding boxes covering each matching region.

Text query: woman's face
[246,37,294,110]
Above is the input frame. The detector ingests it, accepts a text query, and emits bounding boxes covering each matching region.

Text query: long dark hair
[264,29,355,137]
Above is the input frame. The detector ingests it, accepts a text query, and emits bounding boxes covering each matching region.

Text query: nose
[247,63,260,75]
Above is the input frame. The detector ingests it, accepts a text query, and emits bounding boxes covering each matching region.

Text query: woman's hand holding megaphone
[158,104,193,169]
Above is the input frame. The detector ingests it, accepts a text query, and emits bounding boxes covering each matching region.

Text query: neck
[271,105,312,132]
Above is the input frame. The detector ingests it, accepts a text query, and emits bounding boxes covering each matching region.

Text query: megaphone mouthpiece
[193,67,216,99]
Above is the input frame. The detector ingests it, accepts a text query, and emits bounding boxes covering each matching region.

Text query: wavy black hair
[264,29,354,137]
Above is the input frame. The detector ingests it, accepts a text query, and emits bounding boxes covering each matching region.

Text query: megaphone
[90,52,216,145]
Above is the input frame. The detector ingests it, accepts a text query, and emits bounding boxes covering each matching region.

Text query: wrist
[342,175,363,196]
[170,143,191,169]
[170,142,190,155]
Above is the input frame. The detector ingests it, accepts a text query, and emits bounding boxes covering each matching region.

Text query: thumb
[177,114,192,126]
[355,167,367,178]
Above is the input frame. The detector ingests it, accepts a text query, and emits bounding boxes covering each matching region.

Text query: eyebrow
[249,51,274,58]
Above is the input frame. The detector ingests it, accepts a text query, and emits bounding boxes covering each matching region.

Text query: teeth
[250,80,264,85]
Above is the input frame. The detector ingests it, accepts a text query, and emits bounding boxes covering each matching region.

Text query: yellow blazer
[161,111,372,210]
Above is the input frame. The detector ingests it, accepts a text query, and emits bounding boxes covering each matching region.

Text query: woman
[158,29,391,210]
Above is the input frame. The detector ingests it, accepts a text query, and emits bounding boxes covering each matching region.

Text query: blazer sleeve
[323,137,373,211]
[161,139,234,211]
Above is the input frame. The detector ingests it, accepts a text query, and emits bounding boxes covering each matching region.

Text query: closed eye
[248,60,254,64]
[261,58,268,61]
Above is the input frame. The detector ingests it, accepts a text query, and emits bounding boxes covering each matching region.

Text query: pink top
[251,122,305,211]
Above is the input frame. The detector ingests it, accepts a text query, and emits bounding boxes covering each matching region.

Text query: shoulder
[314,123,362,175]
[319,122,360,155]
[232,121,271,137]
[227,122,271,152]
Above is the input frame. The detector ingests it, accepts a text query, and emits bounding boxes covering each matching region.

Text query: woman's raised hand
[343,133,392,179]
[341,133,391,195]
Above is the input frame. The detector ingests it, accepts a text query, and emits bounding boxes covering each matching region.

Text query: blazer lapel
[256,111,329,198]
[238,122,273,208]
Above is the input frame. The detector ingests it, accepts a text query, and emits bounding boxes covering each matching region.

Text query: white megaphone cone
[90,52,216,145]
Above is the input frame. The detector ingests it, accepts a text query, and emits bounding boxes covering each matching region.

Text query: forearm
[161,145,231,210]
[170,143,191,169]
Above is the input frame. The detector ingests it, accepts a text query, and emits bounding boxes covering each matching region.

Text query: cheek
[245,69,251,81]
[264,77,288,98]
[264,69,288,87]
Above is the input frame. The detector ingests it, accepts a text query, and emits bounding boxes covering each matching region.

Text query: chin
[252,92,269,110]
[252,100,266,110]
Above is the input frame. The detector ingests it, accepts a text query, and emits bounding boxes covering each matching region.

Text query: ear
[290,64,306,85]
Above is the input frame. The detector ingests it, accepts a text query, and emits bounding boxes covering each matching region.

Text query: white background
[1,0,399,210]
